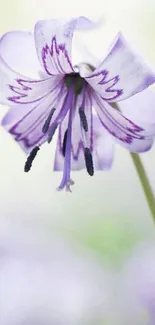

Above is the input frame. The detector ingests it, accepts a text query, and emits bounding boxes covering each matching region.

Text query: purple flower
[0,16,155,191]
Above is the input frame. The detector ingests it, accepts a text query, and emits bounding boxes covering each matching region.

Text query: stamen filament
[48,122,58,143]
[57,86,75,191]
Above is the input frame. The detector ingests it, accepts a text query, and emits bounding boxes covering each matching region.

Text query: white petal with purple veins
[119,88,155,126]
[0,55,63,107]
[34,16,100,76]
[93,116,115,170]
[2,83,66,153]
[0,56,31,106]
[92,93,155,152]
[7,76,63,105]
[85,33,155,101]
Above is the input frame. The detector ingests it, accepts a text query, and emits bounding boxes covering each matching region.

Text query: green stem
[130,153,155,221]
[112,102,155,221]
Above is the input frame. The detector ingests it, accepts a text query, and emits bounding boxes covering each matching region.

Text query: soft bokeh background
[0,0,155,324]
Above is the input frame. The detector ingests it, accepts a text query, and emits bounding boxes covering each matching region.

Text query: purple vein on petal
[93,94,147,143]
[86,69,123,101]
[8,77,63,104]
[7,84,66,149]
[9,85,63,138]
[42,36,74,75]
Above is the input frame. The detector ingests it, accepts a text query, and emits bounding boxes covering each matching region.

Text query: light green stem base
[111,103,155,221]
[130,153,155,221]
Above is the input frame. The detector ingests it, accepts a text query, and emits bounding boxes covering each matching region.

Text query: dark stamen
[84,147,94,176]
[24,146,40,172]
[62,130,68,157]
[42,108,56,134]
[79,108,88,132]
[48,122,58,143]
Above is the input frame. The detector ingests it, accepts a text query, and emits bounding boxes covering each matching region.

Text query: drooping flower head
[0,16,155,191]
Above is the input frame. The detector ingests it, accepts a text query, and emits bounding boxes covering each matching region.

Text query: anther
[62,130,68,157]
[42,108,56,134]
[24,146,40,172]
[79,108,88,132]
[84,147,94,176]
[48,122,58,143]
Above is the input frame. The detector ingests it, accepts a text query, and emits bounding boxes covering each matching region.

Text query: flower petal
[0,54,62,107]
[119,88,155,126]
[92,92,155,152]
[71,30,101,69]
[85,33,155,102]
[93,116,115,170]
[2,83,66,153]
[7,76,63,105]
[54,91,114,171]
[34,16,99,76]
[0,56,30,106]
[118,88,155,151]
[0,31,41,78]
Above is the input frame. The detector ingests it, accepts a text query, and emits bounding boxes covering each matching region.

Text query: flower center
[64,73,85,95]
[24,71,94,190]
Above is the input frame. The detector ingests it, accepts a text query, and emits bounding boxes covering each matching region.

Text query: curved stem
[130,153,155,221]
[112,102,155,221]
